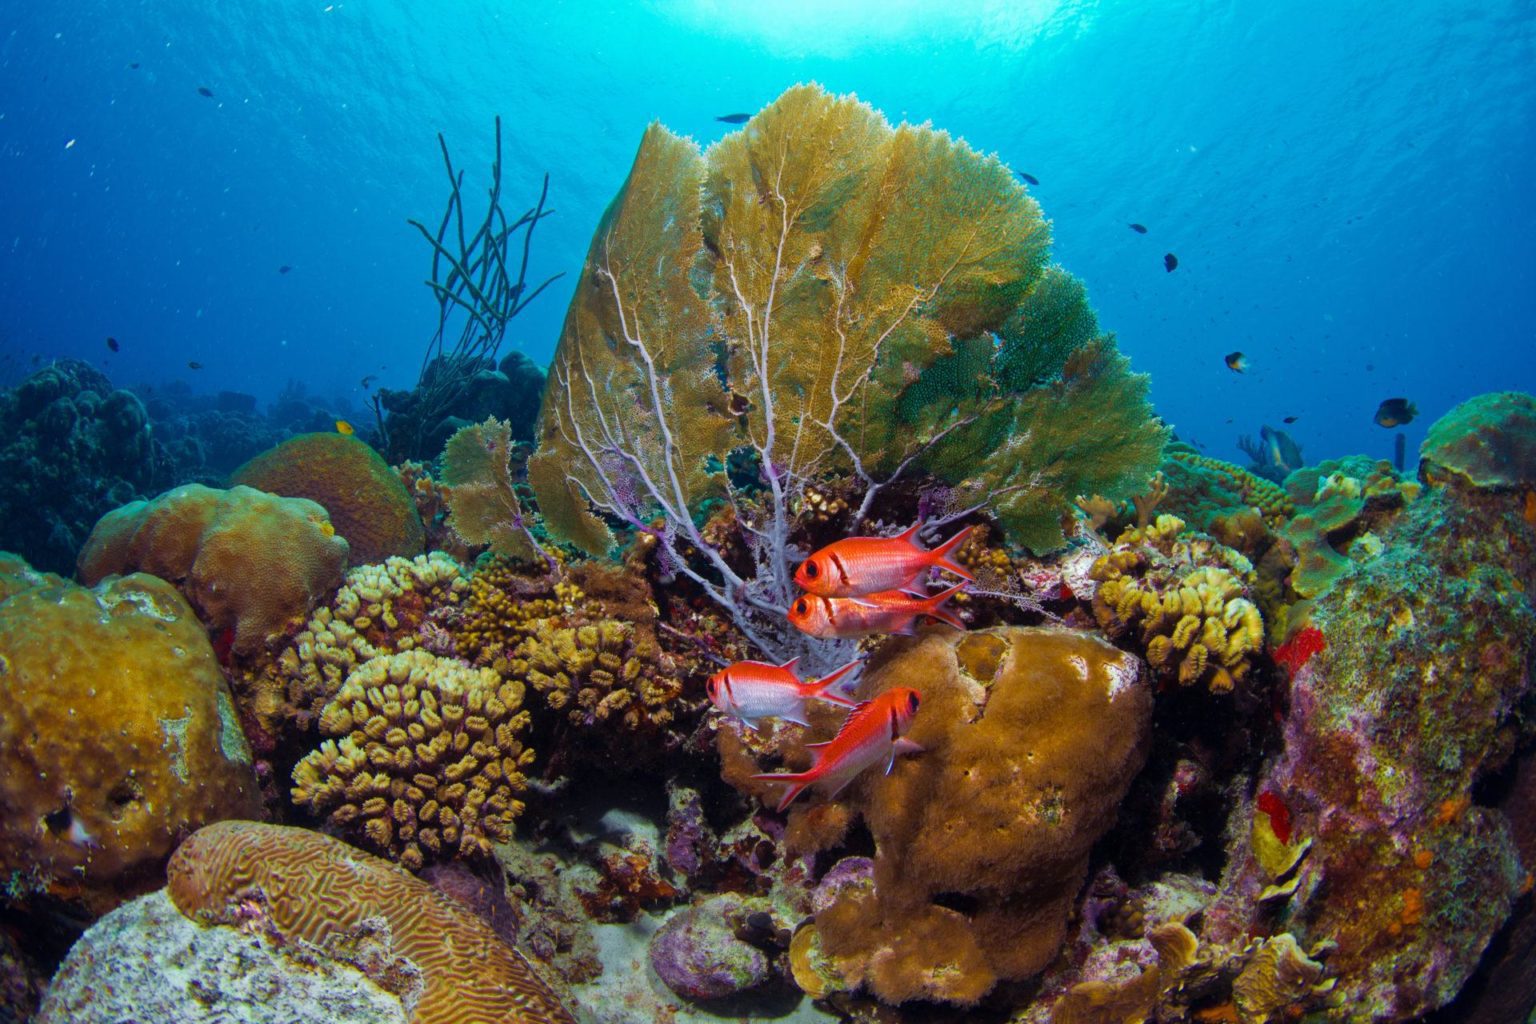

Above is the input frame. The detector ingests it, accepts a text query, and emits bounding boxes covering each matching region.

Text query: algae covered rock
[804,626,1152,1005]
[1419,390,1536,489]
[0,564,260,914]
[36,889,410,1024]
[649,894,773,1002]
[77,482,350,654]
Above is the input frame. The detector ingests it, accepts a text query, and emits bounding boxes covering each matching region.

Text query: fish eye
[907,693,920,713]
[793,598,808,615]
[802,560,819,578]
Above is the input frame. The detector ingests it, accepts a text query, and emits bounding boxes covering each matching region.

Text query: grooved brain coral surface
[77,483,350,654]
[0,565,261,913]
[232,432,426,564]
[166,821,579,1024]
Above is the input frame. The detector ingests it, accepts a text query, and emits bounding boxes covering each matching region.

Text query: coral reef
[77,482,349,654]
[780,626,1152,1005]
[1088,514,1265,693]
[291,648,535,869]
[231,431,425,563]
[166,820,579,1023]
[380,350,548,464]
[238,552,468,743]
[1162,445,1296,529]
[0,563,260,914]
[649,894,775,1001]
[1202,426,1536,1019]
[36,890,411,1024]
[1419,390,1536,489]
[1277,456,1419,600]
[529,83,1163,661]
[0,359,164,573]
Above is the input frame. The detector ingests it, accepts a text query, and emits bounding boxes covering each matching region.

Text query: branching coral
[1089,515,1264,693]
[528,84,1163,664]
[291,649,534,870]
[77,483,349,654]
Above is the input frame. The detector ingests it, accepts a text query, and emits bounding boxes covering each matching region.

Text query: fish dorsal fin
[895,518,925,547]
[776,656,802,675]
[820,701,873,753]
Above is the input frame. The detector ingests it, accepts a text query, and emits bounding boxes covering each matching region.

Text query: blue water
[1,1,1532,465]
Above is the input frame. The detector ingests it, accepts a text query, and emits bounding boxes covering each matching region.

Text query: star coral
[166,820,578,1024]
[77,483,349,654]
[1089,514,1265,693]
[0,561,261,914]
[291,648,534,870]
[232,431,426,564]
[520,619,682,739]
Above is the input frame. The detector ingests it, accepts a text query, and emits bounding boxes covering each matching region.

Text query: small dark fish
[1129,223,1147,234]
[1373,397,1418,429]
[31,354,41,365]
[197,86,214,98]
[1164,252,1179,272]
[1365,363,1375,372]
[1224,351,1247,373]
[360,374,379,389]
[129,62,140,70]
[1283,415,1298,424]
[1018,171,1039,186]
[715,113,751,124]
[106,336,119,352]
[187,360,204,370]
[278,265,292,274]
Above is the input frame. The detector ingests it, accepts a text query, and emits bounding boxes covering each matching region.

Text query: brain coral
[231,432,426,564]
[795,626,1151,1005]
[77,483,349,655]
[1418,390,1536,490]
[292,649,534,870]
[0,566,261,914]
[166,820,578,1024]
[1089,514,1264,693]
[244,553,468,741]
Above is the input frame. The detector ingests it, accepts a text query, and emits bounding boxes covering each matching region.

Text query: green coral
[1278,457,1419,599]
[1161,445,1295,530]
[1419,391,1536,490]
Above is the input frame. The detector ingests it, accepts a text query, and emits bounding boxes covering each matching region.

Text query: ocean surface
[1,1,1531,463]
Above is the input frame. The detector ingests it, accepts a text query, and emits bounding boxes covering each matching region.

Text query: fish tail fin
[749,772,813,813]
[928,525,976,582]
[925,582,968,630]
[809,658,864,707]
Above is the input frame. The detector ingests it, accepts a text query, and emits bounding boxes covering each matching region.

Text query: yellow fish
[335,419,355,436]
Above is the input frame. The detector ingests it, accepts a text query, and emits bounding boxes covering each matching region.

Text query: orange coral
[0,566,261,914]
[166,821,577,1024]
[232,432,425,564]
[77,483,348,654]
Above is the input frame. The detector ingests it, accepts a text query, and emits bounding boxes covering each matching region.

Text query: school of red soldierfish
[707,521,974,810]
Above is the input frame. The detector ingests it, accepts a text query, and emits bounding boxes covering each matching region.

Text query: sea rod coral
[529,83,1164,664]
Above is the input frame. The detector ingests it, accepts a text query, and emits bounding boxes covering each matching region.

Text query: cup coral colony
[3,85,1535,1024]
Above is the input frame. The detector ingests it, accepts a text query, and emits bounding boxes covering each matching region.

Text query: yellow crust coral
[291,649,533,870]
[0,567,261,914]
[77,483,349,654]
[166,820,578,1024]
[1090,515,1265,693]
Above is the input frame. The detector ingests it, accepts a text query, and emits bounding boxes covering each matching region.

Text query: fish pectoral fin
[885,737,925,774]
[779,710,811,727]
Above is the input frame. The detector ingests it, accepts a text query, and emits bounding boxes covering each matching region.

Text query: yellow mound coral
[242,553,467,739]
[453,556,586,667]
[292,649,533,870]
[77,483,349,654]
[788,627,1152,1006]
[167,820,578,1024]
[519,618,682,733]
[1090,514,1265,693]
[232,432,425,564]
[0,567,261,914]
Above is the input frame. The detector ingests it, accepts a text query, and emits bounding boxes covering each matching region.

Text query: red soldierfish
[787,582,967,639]
[751,687,923,812]
[794,521,975,597]
[706,657,862,730]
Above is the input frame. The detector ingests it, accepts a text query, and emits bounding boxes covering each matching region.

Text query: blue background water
[1,0,1531,467]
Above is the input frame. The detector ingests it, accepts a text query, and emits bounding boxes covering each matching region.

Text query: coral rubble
[0,563,260,914]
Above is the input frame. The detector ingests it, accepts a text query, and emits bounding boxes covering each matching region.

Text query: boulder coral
[77,483,349,655]
[291,649,535,869]
[231,431,426,564]
[1089,514,1265,693]
[788,626,1152,1005]
[1418,390,1536,489]
[166,820,578,1024]
[0,563,261,914]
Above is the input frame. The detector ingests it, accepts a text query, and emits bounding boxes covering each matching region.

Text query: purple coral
[649,896,771,1002]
